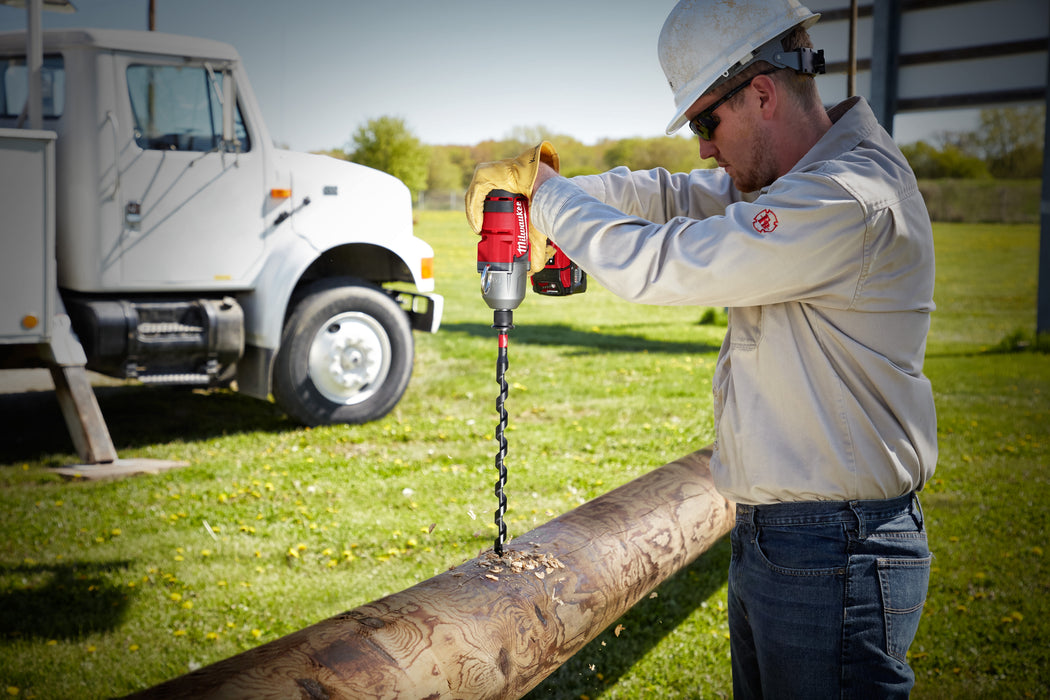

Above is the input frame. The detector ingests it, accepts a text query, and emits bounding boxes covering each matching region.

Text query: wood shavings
[474,546,566,578]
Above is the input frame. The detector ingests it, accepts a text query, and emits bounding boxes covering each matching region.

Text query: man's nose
[697,138,718,161]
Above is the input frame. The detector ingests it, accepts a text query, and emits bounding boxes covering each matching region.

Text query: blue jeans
[729,493,931,699]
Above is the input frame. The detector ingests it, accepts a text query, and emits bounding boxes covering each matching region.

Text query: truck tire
[273,280,413,426]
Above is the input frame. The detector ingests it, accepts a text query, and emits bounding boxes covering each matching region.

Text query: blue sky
[0,0,1006,153]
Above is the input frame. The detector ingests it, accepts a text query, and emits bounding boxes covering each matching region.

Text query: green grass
[0,215,1047,699]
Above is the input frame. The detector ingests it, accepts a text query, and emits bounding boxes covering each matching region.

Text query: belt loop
[739,504,756,530]
[912,493,925,529]
[848,500,867,540]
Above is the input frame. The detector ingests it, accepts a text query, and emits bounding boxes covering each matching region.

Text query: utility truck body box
[0,128,55,346]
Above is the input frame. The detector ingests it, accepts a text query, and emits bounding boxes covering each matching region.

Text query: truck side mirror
[222,68,237,151]
[204,62,240,153]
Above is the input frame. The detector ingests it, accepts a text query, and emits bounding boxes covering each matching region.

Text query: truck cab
[0,29,442,428]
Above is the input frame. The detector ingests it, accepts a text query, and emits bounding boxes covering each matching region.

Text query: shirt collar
[790,95,879,175]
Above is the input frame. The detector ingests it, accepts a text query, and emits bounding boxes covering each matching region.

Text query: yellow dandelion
[173,629,187,637]
[251,629,262,638]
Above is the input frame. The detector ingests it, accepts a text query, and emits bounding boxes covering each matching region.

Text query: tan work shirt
[532,97,937,505]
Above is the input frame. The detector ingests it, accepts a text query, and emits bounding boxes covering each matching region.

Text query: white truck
[0,28,442,464]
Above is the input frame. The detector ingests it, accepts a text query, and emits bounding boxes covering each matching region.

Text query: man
[466,0,937,696]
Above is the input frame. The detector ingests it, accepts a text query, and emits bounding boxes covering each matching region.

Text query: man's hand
[465,142,559,272]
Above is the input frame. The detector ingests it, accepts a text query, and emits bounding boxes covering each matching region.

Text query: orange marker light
[270,188,292,199]
[420,257,434,280]
[21,315,39,330]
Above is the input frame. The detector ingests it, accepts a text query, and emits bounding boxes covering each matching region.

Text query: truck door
[112,58,266,288]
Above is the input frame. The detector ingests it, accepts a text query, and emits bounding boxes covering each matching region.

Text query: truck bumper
[393,291,443,334]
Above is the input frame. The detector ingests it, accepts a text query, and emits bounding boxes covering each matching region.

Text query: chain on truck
[0,27,443,464]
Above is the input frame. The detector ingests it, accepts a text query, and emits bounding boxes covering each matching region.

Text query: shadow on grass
[441,322,722,355]
[0,385,296,465]
[525,537,732,698]
[0,559,134,640]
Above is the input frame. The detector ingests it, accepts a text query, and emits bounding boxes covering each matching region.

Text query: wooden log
[126,448,734,700]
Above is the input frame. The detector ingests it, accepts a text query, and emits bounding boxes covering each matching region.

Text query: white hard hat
[658,0,821,135]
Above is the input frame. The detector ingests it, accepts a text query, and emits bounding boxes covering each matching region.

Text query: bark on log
[126,448,734,700]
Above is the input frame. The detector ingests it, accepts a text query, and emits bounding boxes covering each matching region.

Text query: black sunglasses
[688,68,779,141]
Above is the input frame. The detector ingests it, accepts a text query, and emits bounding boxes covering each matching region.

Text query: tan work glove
[465,142,560,273]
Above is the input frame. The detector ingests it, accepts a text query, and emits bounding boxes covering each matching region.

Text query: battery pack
[531,241,587,296]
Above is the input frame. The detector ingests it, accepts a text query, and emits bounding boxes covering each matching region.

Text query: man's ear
[751,73,778,120]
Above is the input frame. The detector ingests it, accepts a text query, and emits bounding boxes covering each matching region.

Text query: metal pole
[870,0,901,134]
[25,0,42,130]
[1038,10,1050,339]
[847,0,858,97]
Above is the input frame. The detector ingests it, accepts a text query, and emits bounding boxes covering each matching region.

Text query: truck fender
[236,241,427,402]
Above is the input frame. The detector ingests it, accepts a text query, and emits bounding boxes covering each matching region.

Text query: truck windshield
[127,64,250,152]
[0,55,64,119]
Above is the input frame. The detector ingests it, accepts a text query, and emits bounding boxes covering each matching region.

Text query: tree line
[319,106,1046,203]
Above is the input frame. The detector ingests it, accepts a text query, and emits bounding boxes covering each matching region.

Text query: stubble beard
[729,122,779,194]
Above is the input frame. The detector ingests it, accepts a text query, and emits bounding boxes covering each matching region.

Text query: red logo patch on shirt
[753,208,779,234]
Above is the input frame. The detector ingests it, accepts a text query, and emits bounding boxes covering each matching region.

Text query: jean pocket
[753,524,848,575]
[877,555,931,662]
